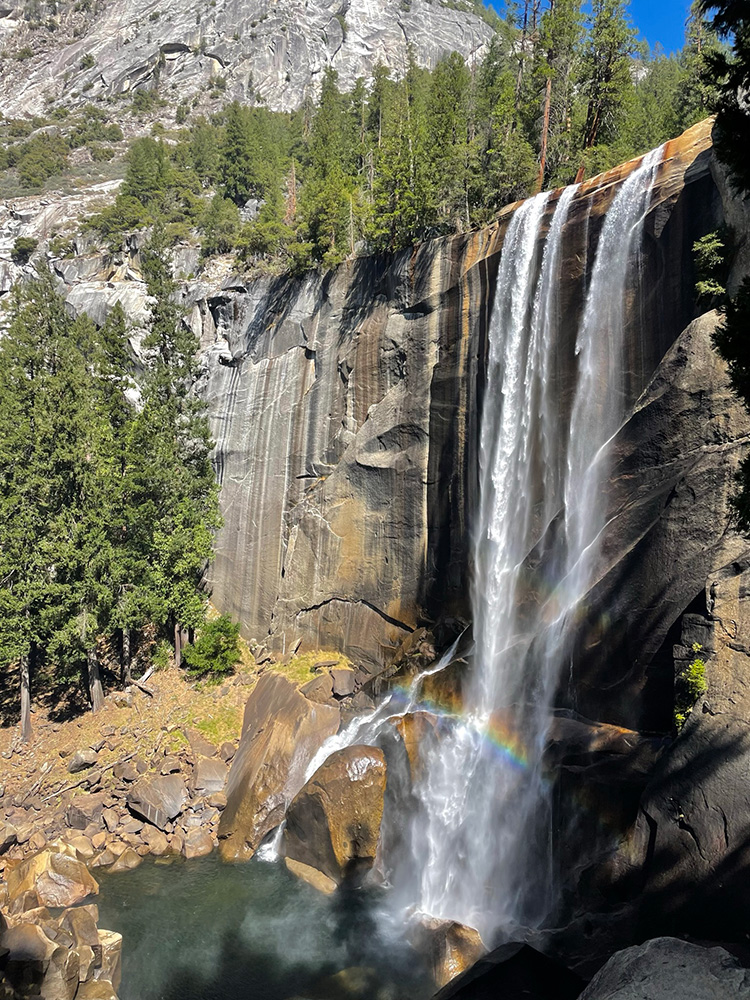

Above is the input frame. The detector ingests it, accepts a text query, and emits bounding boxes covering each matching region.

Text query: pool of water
[96,854,434,1000]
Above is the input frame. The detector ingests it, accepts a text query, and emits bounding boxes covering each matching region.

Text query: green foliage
[10,236,37,264]
[79,52,95,70]
[694,228,731,305]
[700,1,750,533]
[0,262,221,714]
[182,615,241,678]
[674,647,708,730]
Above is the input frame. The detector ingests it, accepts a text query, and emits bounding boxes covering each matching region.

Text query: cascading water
[284,146,665,944]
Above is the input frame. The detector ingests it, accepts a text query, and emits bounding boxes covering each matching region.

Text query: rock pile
[0,844,121,1000]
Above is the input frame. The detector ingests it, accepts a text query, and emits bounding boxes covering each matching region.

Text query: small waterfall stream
[275,147,665,944]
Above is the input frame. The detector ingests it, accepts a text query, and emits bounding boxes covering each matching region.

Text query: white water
[286,147,664,942]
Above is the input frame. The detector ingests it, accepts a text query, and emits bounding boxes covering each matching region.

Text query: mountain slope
[0,0,495,116]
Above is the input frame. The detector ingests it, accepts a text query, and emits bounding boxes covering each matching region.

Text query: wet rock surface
[282,745,386,886]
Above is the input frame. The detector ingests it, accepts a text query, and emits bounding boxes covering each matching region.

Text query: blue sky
[488,1,693,55]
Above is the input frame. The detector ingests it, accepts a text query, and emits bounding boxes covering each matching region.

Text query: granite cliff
[0,0,494,117]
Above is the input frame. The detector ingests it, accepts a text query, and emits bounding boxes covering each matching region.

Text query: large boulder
[0,922,80,1000]
[579,938,750,1000]
[6,847,99,909]
[409,916,486,988]
[126,774,187,830]
[282,744,386,886]
[191,756,228,796]
[218,672,339,861]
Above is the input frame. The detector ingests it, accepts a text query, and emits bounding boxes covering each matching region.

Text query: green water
[96,854,433,1000]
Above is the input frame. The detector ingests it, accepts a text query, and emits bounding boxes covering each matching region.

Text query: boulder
[66,793,108,831]
[141,826,169,856]
[112,760,138,782]
[7,848,99,908]
[219,742,236,762]
[433,942,585,1000]
[191,756,228,796]
[392,711,440,784]
[299,672,335,705]
[283,857,337,895]
[59,906,100,949]
[93,929,122,991]
[108,847,142,872]
[0,822,17,854]
[579,938,750,1000]
[218,673,339,861]
[186,728,217,759]
[330,667,357,697]
[0,921,80,1000]
[127,774,187,830]
[183,829,214,859]
[67,750,98,774]
[282,745,386,886]
[410,916,487,988]
[77,981,118,1000]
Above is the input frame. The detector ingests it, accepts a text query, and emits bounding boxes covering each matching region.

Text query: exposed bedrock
[206,119,732,701]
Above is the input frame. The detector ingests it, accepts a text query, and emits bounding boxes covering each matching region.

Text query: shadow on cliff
[547,709,750,975]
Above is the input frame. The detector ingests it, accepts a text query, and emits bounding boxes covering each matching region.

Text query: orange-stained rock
[218,672,340,861]
[410,915,487,988]
[392,711,440,784]
[282,744,386,887]
[6,847,99,909]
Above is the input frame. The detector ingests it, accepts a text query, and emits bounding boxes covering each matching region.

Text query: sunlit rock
[282,745,386,887]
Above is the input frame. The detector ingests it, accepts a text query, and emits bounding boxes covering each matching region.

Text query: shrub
[675,643,708,730]
[79,52,95,70]
[182,615,241,678]
[11,236,38,264]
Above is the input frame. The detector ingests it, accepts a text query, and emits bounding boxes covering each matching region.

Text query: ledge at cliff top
[205,118,746,727]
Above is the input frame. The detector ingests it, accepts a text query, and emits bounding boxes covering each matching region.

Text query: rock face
[205,118,735,704]
[579,938,750,1000]
[218,672,340,860]
[0,0,494,118]
[282,744,386,885]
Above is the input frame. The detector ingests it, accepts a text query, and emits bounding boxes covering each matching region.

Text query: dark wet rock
[126,775,187,831]
[432,942,585,1000]
[282,745,386,887]
[218,673,339,861]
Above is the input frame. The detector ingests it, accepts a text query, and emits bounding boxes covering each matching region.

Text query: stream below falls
[96,855,434,1000]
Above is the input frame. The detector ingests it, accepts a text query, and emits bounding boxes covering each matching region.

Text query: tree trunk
[19,653,32,744]
[536,75,553,192]
[88,648,104,712]
[174,621,182,668]
[122,627,132,685]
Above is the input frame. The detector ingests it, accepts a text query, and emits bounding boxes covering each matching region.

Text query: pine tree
[576,0,638,177]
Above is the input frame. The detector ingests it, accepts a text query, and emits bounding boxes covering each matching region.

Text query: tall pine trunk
[536,75,553,192]
[19,652,32,744]
[88,648,104,712]
[122,627,132,685]
[174,621,182,668]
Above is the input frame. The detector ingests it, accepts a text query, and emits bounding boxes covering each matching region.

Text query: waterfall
[284,146,665,943]
[396,146,664,941]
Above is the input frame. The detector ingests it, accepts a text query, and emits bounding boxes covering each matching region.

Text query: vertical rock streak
[407,147,664,939]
